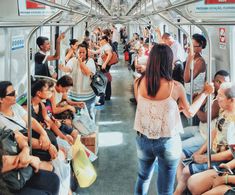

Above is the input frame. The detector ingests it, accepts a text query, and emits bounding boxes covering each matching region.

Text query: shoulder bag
[0,127,33,191]
[90,70,108,96]
[101,51,118,66]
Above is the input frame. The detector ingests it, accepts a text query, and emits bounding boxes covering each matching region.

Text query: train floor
[76,46,189,195]
[76,50,157,195]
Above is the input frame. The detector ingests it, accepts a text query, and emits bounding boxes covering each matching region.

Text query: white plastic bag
[52,151,71,195]
[73,105,97,135]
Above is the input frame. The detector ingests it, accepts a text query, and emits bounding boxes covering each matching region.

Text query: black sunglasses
[6,90,16,97]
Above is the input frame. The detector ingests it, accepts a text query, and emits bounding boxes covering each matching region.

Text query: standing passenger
[155,28,186,85]
[35,33,64,79]
[133,44,213,195]
[90,35,113,105]
[65,39,78,63]
[60,42,97,120]
[184,34,207,99]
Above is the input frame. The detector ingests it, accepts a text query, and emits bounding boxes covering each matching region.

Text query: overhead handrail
[167,21,235,25]
[94,0,112,16]
[127,0,202,17]
[25,0,70,153]
[0,22,76,28]
[31,0,92,17]
[62,0,93,35]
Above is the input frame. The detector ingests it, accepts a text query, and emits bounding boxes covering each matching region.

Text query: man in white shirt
[155,28,186,84]
[111,25,119,52]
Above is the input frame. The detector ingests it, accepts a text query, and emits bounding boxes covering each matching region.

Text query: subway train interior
[1,0,235,195]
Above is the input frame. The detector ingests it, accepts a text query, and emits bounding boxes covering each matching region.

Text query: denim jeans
[16,170,60,195]
[181,126,205,153]
[84,96,96,121]
[134,133,182,195]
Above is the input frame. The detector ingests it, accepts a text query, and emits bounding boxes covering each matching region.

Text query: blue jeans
[135,133,182,195]
[181,126,205,153]
[84,96,96,121]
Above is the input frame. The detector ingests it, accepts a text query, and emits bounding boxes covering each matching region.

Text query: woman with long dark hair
[133,44,213,195]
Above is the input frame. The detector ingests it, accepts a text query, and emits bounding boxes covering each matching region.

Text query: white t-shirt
[171,41,186,64]
[112,29,119,43]
[0,104,27,131]
[67,57,96,101]
[134,54,148,78]
[97,43,112,65]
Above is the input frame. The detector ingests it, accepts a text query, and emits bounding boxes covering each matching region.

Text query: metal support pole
[170,3,213,169]
[25,0,69,153]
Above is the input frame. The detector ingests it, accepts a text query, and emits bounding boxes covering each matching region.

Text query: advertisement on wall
[205,0,235,4]
[17,0,56,16]
[187,1,235,19]
[219,28,226,49]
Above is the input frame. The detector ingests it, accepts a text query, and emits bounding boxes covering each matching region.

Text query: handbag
[90,70,108,96]
[101,51,118,66]
[0,127,33,191]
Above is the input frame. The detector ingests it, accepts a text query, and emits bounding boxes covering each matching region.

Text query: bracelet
[225,174,229,184]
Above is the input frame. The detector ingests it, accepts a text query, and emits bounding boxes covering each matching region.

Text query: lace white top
[134,82,184,139]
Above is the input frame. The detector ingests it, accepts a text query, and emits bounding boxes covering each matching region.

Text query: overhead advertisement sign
[18,0,56,16]
[205,0,235,4]
[187,1,235,19]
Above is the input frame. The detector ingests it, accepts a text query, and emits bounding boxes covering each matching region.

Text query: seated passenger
[133,46,148,78]
[0,133,60,195]
[0,81,57,162]
[49,75,84,118]
[29,79,77,144]
[181,70,230,152]
[188,158,235,195]
[35,33,64,79]
[175,82,235,195]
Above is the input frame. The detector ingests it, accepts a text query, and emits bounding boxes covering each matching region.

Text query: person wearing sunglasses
[175,82,235,195]
[0,81,57,161]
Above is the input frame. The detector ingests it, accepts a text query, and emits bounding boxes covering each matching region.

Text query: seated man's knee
[187,175,199,194]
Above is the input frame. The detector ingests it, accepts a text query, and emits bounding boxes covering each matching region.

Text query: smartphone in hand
[213,165,233,176]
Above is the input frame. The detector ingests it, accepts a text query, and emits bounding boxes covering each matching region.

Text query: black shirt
[34,52,51,77]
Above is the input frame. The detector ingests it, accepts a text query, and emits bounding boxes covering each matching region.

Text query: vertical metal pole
[172,7,212,168]
[25,6,67,153]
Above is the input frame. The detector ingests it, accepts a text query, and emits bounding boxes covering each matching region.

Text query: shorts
[59,123,73,135]
[183,149,224,175]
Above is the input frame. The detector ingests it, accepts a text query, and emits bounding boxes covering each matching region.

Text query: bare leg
[188,169,217,195]
[176,153,186,182]
[174,166,191,195]
[202,185,231,195]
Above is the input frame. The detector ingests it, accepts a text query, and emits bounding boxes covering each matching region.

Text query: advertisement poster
[18,0,56,16]
[205,0,235,4]
[187,1,235,19]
